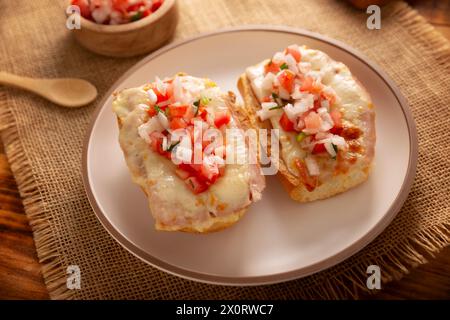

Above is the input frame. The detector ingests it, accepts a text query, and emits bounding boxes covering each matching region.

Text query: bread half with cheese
[112,74,265,232]
[238,45,375,202]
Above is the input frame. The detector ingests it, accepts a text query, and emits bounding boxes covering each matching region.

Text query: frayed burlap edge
[0,1,448,300]
[0,90,74,300]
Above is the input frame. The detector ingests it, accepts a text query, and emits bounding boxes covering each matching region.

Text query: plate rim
[82,25,418,286]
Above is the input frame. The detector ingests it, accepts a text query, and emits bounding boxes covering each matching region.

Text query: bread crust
[237,72,375,202]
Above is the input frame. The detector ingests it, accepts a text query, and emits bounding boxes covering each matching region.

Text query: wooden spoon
[0,71,97,108]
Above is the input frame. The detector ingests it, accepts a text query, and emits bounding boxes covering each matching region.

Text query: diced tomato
[279,113,295,132]
[304,111,322,130]
[311,82,323,94]
[214,110,231,128]
[278,70,295,93]
[151,0,164,12]
[329,109,343,135]
[198,107,208,121]
[312,143,326,154]
[329,126,343,135]
[170,117,187,130]
[142,8,152,17]
[147,105,157,117]
[72,0,92,19]
[183,105,195,123]
[126,1,145,12]
[300,77,314,92]
[165,82,173,98]
[285,47,301,62]
[265,61,281,74]
[177,163,193,174]
[149,131,168,156]
[313,99,321,110]
[151,85,169,103]
[262,96,272,103]
[330,109,342,128]
[168,104,188,117]
[185,177,208,194]
[112,0,129,12]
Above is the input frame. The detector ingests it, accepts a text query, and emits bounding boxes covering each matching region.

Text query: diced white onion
[331,135,346,148]
[305,156,320,176]
[179,135,192,149]
[294,99,312,113]
[315,132,330,140]
[246,64,265,80]
[324,141,336,157]
[155,76,167,95]
[317,107,327,115]
[174,147,192,164]
[257,108,278,121]
[169,128,186,143]
[285,54,299,73]
[283,103,297,122]
[273,52,285,63]
[147,89,157,105]
[172,76,183,102]
[162,136,168,151]
[262,102,278,109]
[287,44,300,51]
[91,6,111,24]
[138,118,163,143]
[261,72,275,91]
[278,87,290,100]
[306,70,323,81]
[320,112,334,131]
[157,112,169,129]
[207,155,225,167]
[298,62,312,74]
[284,95,313,122]
[291,84,302,99]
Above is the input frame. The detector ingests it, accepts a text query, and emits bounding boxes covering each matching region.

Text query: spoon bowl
[46,78,98,108]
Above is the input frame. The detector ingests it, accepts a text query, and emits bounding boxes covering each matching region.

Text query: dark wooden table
[0,1,449,300]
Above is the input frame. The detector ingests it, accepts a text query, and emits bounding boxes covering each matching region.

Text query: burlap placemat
[0,0,449,299]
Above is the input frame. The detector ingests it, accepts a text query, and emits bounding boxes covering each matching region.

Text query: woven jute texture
[0,0,449,299]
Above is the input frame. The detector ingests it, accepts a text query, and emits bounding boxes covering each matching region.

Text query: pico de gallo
[71,0,164,25]
[137,76,232,194]
[248,45,352,190]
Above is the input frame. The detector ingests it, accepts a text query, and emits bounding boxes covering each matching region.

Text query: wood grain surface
[0,0,449,300]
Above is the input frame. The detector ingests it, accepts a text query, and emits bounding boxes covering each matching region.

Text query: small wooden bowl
[69,0,178,58]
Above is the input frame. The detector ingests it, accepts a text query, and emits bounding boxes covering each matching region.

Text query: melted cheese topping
[112,79,258,231]
[246,46,373,180]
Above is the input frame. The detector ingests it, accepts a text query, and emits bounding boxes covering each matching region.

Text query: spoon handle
[0,71,43,95]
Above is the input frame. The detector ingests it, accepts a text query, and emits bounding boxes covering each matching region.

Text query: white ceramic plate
[83,27,417,285]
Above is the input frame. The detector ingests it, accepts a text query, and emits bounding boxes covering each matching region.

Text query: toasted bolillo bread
[238,45,375,202]
[112,74,265,232]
